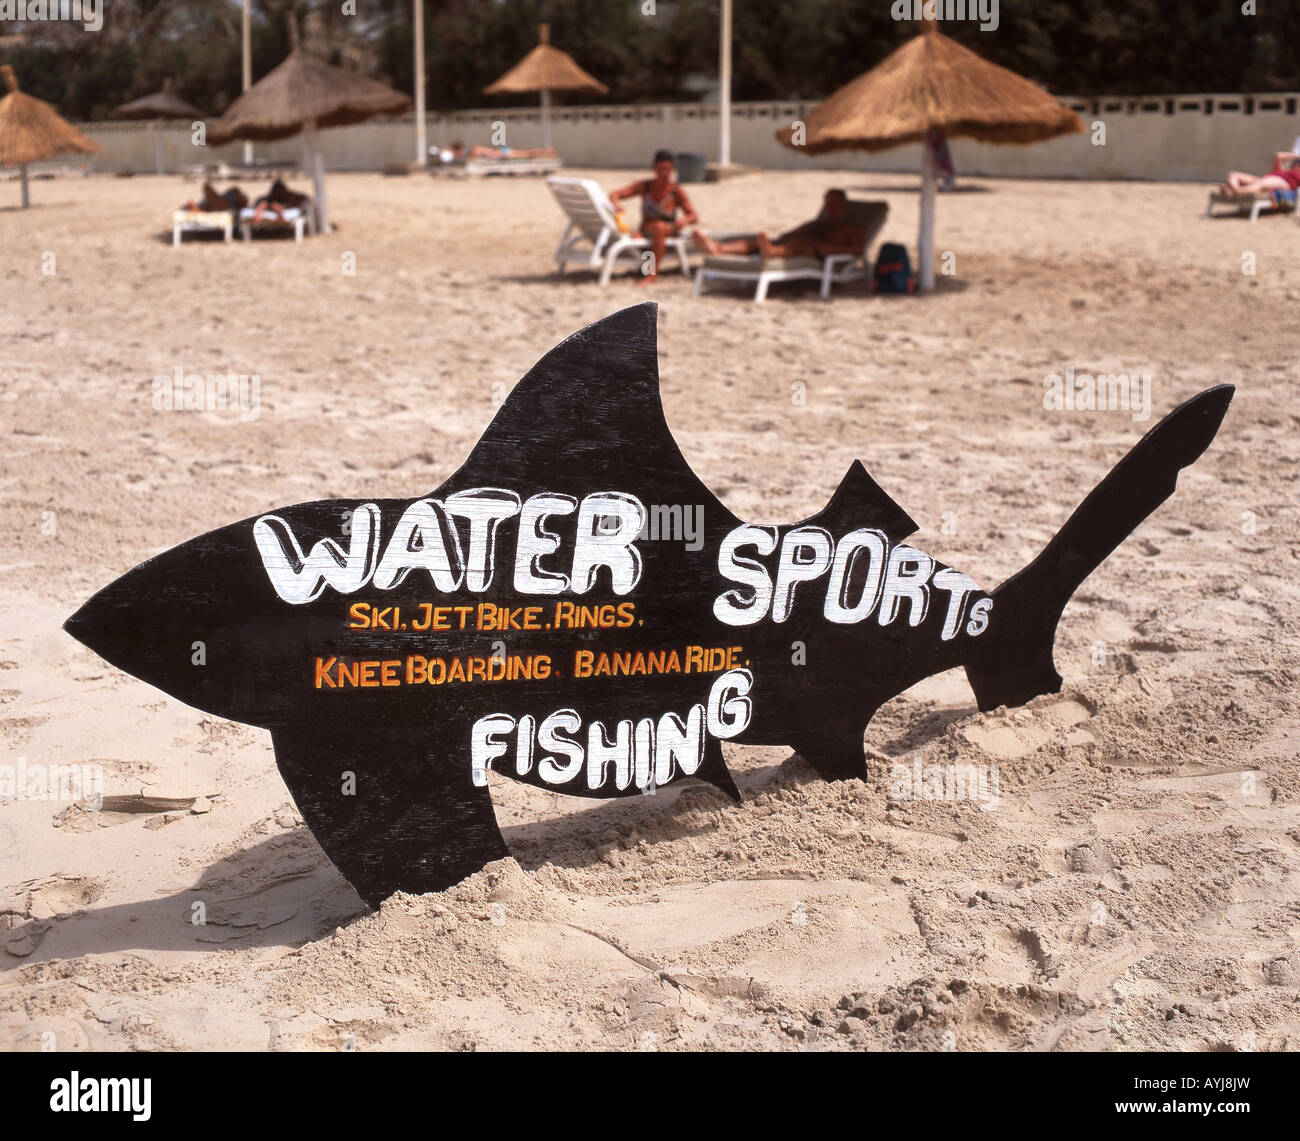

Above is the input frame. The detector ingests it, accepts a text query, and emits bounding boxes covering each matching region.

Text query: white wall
[76,93,1300,181]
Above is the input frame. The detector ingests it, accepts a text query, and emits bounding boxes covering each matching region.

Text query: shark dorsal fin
[439,303,666,485]
[436,303,739,527]
[806,459,917,541]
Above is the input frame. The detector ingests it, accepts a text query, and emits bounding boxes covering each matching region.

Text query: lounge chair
[1207,153,1300,221]
[172,209,235,246]
[693,200,889,302]
[439,153,562,178]
[1205,187,1297,222]
[546,176,692,286]
[238,203,315,243]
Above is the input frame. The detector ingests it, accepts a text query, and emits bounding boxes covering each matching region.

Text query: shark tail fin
[964,384,1234,713]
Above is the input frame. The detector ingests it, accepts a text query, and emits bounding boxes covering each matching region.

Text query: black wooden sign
[65,304,1233,906]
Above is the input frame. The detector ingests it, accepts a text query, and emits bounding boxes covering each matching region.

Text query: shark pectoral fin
[791,729,869,782]
[270,723,508,909]
[692,736,741,803]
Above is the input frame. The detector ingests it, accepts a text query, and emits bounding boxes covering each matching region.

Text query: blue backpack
[873,242,914,294]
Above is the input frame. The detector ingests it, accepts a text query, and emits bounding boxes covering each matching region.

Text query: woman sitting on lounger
[181,182,248,213]
[610,149,700,286]
[250,178,310,224]
[1219,151,1300,197]
[692,189,865,260]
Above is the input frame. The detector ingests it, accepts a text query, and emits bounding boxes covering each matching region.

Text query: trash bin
[674,152,707,183]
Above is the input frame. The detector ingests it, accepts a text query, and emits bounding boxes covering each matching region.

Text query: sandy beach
[2,168,1298,1051]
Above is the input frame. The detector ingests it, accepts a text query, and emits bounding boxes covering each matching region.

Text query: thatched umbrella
[483,24,608,151]
[0,64,99,208]
[115,80,205,176]
[777,21,1083,291]
[207,16,411,233]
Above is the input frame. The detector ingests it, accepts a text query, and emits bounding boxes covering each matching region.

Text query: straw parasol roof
[0,64,100,168]
[775,22,1082,154]
[115,79,204,176]
[207,21,410,145]
[483,24,609,96]
[115,80,204,122]
[205,17,410,234]
[776,21,1083,291]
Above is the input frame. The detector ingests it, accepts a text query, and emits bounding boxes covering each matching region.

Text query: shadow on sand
[4,687,974,963]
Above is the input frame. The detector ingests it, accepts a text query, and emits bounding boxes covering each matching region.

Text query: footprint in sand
[961,696,1094,760]
[0,712,48,745]
[0,874,103,958]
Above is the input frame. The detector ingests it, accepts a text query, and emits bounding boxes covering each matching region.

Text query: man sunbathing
[181,182,248,213]
[1219,151,1300,197]
[250,178,310,224]
[692,189,864,259]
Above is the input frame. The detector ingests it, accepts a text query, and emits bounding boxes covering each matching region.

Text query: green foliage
[67,40,139,119]
[2,0,1299,120]
[1,42,64,105]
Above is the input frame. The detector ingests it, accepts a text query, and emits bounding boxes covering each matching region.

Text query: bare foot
[756,231,777,258]
[692,230,721,254]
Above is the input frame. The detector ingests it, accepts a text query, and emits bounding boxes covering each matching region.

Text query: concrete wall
[75,93,1300,181]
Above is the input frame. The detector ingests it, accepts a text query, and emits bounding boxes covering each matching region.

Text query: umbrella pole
[242,0,253,168]
[19,163,29,208]
[919,143,936,292]
[414,0,427,164]
[540,88,551,151]
[304,122,330,234]
[719,0,733,166]
[154,121,164,176]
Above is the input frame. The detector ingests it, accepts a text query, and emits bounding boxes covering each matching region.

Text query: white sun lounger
[546,176,692,286]
[1205,188,1297,222]
[693,200,890,301]
[435,155,562,178]
[172,209,234,246]
[238,204,315,243]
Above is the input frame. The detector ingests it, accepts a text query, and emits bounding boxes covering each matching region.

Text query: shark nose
[64,596,121,664]
[64,581,176,696]
[63,550,214,701]
[62,534,296,729]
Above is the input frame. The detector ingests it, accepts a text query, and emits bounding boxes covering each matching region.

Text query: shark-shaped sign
[65,304,1233,906]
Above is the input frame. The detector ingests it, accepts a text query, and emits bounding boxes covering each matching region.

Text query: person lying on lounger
[1218,151,1300,197]
[181,183,248,213]
[249,178,311,224]
[691,189,864,260]
[609,149,700,286]
[435,141,558,162]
